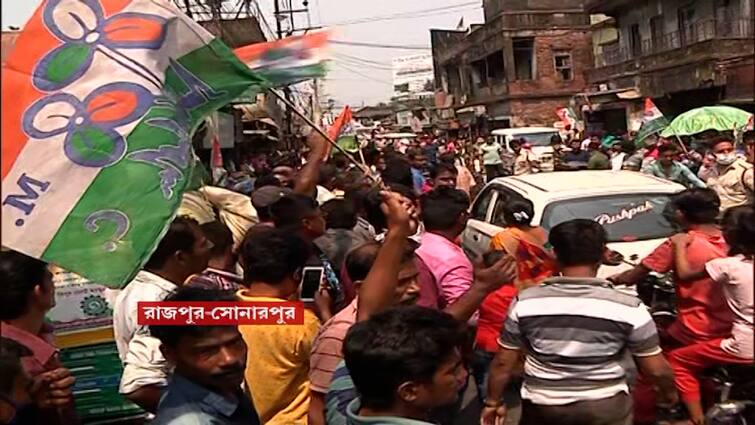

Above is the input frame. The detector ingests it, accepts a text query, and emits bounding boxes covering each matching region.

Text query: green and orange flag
[1,0,328,287]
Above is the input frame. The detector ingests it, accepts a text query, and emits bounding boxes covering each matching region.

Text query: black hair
[502,198,535,227]
[510,138,523,148]
[363,184,417,231]
[721,205,755,257]
[254,173,281,190]
[711,135,734,149]
[420,187,470,232]
[658,143,678,154]
[145,217,200,270]
[343,306,466,410]
[332,153,351,170]
[438,153,456,165]
[270,194,319,229]
[321,199,357,230]
[550,134,563,145]
[335,170,366,193]
[270,154,298,169]
[670,188,721,225]
[318,163,338,187]
[344,240,418,283]
[239,228,310,284]
[200,221,234,257]
[345,187,370,215]
[429,162,458,180]
[381,157,414,188]
[150,286,238,347]
[407,148,423,159]
[0,251,50,321]
[549,219,607,266]
[619,139,636,154]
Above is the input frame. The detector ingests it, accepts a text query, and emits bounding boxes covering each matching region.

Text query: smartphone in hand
[300,267,324,302]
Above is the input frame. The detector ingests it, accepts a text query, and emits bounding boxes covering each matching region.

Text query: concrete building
[392,54,435,100]
[430,0,593,130]
[583,0,754,133]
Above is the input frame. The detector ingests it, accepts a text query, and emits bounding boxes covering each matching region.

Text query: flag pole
[268,88,380,185]
[673,135,689,155]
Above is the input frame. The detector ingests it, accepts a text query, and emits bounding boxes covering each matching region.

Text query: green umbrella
[660,106,753,138]
[335,135,359,154]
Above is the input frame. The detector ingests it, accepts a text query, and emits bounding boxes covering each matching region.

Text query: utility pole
[273,0,293,149]
[272,0,322,150]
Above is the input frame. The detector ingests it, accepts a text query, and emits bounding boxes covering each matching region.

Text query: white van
[491,127,561,172]
[462,171,685,286]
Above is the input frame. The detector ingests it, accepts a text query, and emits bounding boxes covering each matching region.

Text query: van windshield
[515,132,560,147]
[541,194,676,242]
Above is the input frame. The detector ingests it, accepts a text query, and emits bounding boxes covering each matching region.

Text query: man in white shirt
[113,217,212,413]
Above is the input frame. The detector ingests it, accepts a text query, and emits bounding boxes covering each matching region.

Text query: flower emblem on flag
[33,0,168,92]
[23,82,154,167]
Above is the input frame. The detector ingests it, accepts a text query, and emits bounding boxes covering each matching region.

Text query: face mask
[715,153,736,166]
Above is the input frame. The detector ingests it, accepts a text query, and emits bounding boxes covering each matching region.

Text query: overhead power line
[322,2,479,26]
[333,62,394,86]
[331,40,431,50]
[332,53,394,71]
[335,52,392,67]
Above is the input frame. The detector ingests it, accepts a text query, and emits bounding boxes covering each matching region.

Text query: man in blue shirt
[643,144,706,188]
[149,287,260,425]
[407,148,428,194]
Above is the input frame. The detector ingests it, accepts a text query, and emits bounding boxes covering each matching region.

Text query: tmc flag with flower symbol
[1,0,322,287]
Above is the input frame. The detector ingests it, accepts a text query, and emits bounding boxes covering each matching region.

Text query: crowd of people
[0,126,753,425]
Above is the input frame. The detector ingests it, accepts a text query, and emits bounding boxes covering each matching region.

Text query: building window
[678,5,696,45]
[629,24,642,57]
[553,52,573,81]
[650,15,663,52]
[472,59,488,87]
[513,37,535,80]
[486,50,505,82]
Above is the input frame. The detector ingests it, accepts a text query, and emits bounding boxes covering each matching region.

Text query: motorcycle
[636,272,677,333]
[704,364,755,425]
[632,271,755,425]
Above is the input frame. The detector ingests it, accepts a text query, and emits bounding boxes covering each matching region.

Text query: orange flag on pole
[324,105,352,158]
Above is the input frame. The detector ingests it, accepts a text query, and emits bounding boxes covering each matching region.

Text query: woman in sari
[473,199,557,400]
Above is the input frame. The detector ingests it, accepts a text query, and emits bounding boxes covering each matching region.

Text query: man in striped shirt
[481,219,678,425]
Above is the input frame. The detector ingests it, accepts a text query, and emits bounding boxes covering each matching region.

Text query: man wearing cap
[250,186,293,228]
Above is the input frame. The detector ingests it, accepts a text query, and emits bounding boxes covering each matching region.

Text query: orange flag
[324,105,352,158]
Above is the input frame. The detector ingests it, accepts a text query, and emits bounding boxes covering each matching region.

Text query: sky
[2,0,483,106]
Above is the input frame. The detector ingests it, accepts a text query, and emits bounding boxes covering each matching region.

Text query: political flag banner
[2,0,270,287]
[636,97,669,144]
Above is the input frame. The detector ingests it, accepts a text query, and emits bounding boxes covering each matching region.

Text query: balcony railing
[595,18,753,67]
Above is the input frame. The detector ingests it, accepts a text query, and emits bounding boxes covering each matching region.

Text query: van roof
[491,127,559,136]
[492,171,685,201]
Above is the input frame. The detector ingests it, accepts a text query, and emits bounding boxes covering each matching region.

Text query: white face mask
[715,153,737,166]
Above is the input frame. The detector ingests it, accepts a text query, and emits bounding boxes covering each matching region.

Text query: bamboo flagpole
[268,88,381,186]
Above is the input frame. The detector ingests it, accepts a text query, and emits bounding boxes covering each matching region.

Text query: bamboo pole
[268,88,381,186]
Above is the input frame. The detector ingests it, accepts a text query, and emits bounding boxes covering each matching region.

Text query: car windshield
[541,194,676,242]
[516,132,559,147]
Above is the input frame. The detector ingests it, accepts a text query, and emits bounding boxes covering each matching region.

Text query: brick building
[583,0,754,133]
[430,0,593,130]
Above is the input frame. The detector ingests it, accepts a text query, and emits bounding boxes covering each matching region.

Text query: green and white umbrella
[660,106,753,138]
